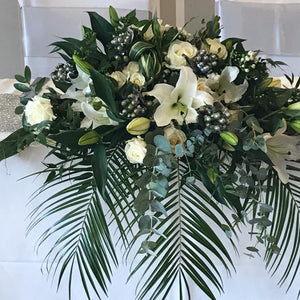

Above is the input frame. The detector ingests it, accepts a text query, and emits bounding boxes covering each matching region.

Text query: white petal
[223,80,248,103]
[154,102,175,126]
[192,91,214,108]
[273,160,289,184]
[185,107,198,124]
[175,66,197,99]
[145,84,174,104]
[81,102,109,125]
[80,117,93,128]
[221,66,239,83]
[71,101,83,112]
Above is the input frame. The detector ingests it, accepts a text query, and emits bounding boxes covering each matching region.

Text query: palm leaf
[128,161,237,300]
[27,140,142,299]
[27,148,119,299]
[263,162,300,295]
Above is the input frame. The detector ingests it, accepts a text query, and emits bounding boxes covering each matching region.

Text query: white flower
[67,67,92,95]
[263,119,300,184]
[167,40,197,68]
[146,66,214,127]
[206,38,228,60]
[130,73,146,87]
[164,125,187,152]
[24,96,55,125]
[68,92,117,129]
[206,66,248,103]
[110,71,127,88]
[123,61,140,78]
[125,136,147,164]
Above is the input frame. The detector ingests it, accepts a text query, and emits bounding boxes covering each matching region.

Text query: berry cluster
[120,91,155,119]
[194,50,219,76]
[51,63,77,82]
[110,28,134,62]
[199,103,231,133]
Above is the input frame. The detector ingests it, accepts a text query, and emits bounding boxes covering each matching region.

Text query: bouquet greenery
[1,6,300,300]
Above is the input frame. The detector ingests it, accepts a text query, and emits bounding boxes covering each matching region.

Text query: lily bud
[73,54,94,74]
[268,78,281,88]
[78,130,100,145]
[220,131,239,146]
[223,142,235,152]
[207,168,218,183]
[126,117,151,135]
[288,102,300,110]
[290,120,300,133]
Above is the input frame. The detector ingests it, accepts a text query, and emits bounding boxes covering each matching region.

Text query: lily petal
[223,80,248,103]
[81,102,111,128]
[221,66,239,83]
[174,66,197,99]
[154,101,184,126]
[193,91,214,108]
[185,107,199,124]
[145,83,174,104]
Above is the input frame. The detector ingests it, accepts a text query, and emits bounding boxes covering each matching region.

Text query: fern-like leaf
[128,162,237,300]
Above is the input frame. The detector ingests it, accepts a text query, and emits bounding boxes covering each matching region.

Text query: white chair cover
[216,0,300,76]
[18,0,149,77]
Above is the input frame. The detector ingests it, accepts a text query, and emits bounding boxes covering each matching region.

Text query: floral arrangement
[1,7,300,300]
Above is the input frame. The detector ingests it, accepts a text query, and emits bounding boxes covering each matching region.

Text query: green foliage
[88,12,114,46]
[128,162,237,300]
[263,167,300,292]
[0,128,35,161]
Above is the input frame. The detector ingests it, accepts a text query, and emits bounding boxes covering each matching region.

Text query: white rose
[110,71,127,88]
[167,40,198,68]
[123,61,140,79]
[125,136,147,164]
[206,38,228,60]
[24,96,55,125]
[130,73,146,87]
[164,126,187,152]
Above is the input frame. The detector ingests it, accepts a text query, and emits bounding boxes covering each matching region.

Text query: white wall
[0,0,24,79]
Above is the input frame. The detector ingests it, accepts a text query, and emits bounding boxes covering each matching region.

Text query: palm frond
[128,161,237,300]
[264,162,300,295]
[27,141,142,299]
[27,148,118,299]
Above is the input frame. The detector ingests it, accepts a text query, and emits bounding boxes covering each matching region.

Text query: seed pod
[288,102,300,110]
[78,131,100,146]
[126,117,151,135]
[72,55,93,74]
[220,131,239,146]
[290,120,300,133]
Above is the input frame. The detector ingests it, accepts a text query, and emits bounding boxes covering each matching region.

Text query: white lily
[67,67,92,95]
[63,91,117,129]
[146,66,214,127]
[263,119,300,184]
[206,66,248,103]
